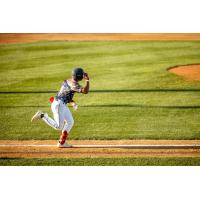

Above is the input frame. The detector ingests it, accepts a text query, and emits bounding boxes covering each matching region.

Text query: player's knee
[58,125,64,130]
[68,118,74,128]
[56,122,64,130]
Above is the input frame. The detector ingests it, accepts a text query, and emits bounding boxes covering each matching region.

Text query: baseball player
[31,68,90,148]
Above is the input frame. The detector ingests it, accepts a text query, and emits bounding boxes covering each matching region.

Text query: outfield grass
[0,157,200,166]
[0,41,200,140]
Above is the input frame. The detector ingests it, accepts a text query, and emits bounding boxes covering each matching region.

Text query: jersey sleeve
[63,80,68,87]
[76,83,83,93]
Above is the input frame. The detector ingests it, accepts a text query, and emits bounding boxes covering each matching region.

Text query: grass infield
[0,41,200,140]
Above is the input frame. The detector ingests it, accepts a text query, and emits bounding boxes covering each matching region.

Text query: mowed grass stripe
[0,157,200,166]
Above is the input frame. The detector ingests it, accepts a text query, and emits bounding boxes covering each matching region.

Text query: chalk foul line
[0,144,200,149]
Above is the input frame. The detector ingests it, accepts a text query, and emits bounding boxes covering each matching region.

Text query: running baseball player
[31,68,90,148]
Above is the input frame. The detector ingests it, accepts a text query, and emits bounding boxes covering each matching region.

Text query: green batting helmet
[72,67,84,81]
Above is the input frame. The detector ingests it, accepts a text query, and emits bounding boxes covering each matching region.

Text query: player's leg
[63,106,74,133]
[57,106,74,147]
[31,100,64,131]
[42,100,65,130]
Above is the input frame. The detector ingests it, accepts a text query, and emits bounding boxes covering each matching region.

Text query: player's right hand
[83,72,89,80]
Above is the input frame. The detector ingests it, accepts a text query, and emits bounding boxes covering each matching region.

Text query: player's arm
[81,73,90,94]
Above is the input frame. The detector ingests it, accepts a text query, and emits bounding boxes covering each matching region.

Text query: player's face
[72,75,79,82]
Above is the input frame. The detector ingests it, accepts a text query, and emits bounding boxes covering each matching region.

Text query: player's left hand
[71,102,78,110]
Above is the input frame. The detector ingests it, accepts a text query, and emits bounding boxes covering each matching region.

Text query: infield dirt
[168,64,200,81]
[0,140,200,158]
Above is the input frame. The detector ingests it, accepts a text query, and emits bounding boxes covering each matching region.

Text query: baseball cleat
[57,142,72,148]
[31,111,44,122]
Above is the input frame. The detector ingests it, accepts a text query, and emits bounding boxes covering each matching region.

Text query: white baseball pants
[42,99,74,133]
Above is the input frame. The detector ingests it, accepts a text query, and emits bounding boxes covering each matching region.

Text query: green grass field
[0,157,200,166]
[0,40,200,166]
[0,41,199,140]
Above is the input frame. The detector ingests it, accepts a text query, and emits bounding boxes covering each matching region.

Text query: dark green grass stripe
[0,157,200,166]
[1,105,200,109]
[0,89,200,94]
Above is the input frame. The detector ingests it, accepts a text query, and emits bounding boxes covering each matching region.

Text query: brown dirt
[169,64,200,81]
[0,33,200,44]
[0,140,200,158]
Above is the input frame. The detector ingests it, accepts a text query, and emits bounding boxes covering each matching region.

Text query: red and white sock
[59,131,68,145]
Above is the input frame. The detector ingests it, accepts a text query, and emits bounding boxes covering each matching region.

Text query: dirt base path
[0,140,200,158]
[0,33,200,44]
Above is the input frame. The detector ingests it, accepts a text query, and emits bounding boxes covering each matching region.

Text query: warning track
[0,140,200,158]
[0,33,200,44]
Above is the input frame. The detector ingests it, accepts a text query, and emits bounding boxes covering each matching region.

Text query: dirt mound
[168,64,200,81]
